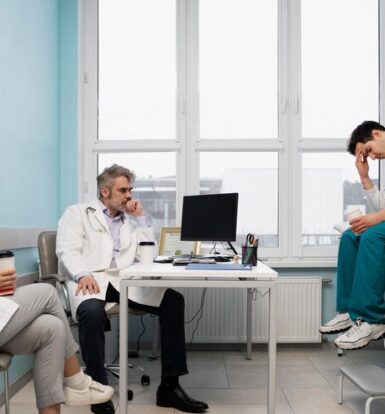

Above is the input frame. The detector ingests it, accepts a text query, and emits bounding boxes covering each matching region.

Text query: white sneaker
[64,375,114,406]
[334,319,385,350]
[319,313,353,334]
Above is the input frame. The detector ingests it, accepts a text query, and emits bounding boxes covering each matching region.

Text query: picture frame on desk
[158,227,200,256]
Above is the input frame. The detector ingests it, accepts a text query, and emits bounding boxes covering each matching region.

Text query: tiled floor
[3,340,385,413]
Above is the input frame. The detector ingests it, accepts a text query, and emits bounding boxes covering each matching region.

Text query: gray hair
[97,164,136,198]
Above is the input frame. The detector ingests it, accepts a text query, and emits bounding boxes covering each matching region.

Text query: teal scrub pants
[337,222,385,324]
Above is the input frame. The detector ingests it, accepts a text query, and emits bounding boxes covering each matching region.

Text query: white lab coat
[56,199,166,321]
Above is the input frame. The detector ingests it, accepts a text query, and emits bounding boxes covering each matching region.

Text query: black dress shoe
[157,384,209,413]
[91,399,115,414]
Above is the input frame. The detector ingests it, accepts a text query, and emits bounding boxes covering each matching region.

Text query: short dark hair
[97,164,135,198]
[347,121,385,155]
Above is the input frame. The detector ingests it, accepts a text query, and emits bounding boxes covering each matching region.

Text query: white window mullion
[287,0,302,258]
[277,0,290,259]
[185,0,199,196]
[176,0,188,224]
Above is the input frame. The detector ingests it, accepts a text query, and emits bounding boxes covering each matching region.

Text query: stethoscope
[86,206,106,232]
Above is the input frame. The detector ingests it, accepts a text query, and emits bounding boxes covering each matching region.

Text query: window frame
[79,0,385,262]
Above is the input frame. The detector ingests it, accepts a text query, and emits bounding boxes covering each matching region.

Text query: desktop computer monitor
[180,193,239,253]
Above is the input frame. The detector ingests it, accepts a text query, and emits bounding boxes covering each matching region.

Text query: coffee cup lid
[139,241,155,246]
[0,250,14,258]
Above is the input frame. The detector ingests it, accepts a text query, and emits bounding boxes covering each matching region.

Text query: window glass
[199,0,278,139]
[302,153,379,247]
[301,0,378,138]
[200,152,278,248]
[98,0,176,140]
[98,153,176,240]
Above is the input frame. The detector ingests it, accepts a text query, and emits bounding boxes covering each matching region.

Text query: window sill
[261,258,337,268]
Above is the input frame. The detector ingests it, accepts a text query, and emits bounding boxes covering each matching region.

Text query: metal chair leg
[4,369,10,414]
[338,374,344,404]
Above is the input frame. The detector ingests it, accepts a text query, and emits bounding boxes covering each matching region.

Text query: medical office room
[2,1,385,414]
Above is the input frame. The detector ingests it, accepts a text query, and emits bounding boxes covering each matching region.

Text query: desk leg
[119,285,129,414]
[246,289,252,360]
[267,283,277,414]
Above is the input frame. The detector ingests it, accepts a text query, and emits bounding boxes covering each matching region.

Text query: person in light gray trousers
[0,268,114,414]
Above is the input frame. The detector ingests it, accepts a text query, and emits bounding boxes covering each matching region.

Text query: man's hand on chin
[125,199,145,217]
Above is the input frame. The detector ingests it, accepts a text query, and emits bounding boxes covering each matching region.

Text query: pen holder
[241,245,258,266]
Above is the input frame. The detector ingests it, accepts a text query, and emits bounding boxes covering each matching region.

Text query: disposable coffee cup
[0,250,15,296]
[344,207,362,222]
[0,250,15,271]
[138,242,156,264]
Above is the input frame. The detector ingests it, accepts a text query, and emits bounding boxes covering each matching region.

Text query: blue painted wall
[60,0,78,212]
[0,0,60,229]
[0,0,78,396]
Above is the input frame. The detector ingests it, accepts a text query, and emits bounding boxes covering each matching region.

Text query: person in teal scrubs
[320,120,385,350]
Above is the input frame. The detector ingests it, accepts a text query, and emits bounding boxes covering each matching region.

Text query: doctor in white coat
[56,164,208,414]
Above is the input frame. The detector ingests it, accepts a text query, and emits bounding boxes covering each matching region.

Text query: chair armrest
[40,274,72,319]
[40,273,66,284]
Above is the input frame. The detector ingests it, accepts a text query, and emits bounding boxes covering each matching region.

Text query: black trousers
[76,284,188,385]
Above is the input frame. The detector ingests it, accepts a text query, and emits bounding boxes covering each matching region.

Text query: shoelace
[329,313,348,324]
[83,375,107,392]
[345,319,363,337]
[89,380,109,392]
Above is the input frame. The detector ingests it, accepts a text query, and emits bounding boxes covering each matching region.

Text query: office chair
[37,231,151,400]
[0,352,12,414]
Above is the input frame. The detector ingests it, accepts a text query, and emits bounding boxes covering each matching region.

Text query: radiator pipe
[322,278,333,284]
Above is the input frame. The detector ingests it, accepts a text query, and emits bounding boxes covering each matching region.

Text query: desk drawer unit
[180,277,322,343]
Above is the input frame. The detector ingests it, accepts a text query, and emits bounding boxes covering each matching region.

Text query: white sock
[63,370,89,390]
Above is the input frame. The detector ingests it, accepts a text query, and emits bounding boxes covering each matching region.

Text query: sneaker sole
[334,331,385,350]
[319,325,353,335]
[65,390,114,406]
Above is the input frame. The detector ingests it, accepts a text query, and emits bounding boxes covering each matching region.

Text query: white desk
[119,261,278,414]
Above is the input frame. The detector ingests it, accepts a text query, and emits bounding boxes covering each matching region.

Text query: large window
[82,0,384,261]
[302,153,379,248]
[199,0,278,139]
[98,152,176,241]
[301,0,378,138]
[200,152,278,247]
[98,0,176,139]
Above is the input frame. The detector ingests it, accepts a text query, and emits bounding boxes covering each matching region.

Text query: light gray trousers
[0,283,79,409]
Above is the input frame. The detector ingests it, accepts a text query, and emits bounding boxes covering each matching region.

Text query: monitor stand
[227,241,238,255]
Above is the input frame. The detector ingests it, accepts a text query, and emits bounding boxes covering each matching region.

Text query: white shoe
[334,319,385,350]
[319,313,353,334]
[64,375,114,406]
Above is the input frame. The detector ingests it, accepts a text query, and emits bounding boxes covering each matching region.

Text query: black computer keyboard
[213,256,231,262]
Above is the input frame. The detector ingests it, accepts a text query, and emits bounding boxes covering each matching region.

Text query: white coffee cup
[344,207,362,222]
[0,250,16,296]
[138,242,156,264]
[0,250,15,271]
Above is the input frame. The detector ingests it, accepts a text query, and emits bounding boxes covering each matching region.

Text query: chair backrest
[37,231,145,318]
[38,231,58,276]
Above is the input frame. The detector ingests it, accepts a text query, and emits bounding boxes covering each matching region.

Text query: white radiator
[180,277,322,343]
